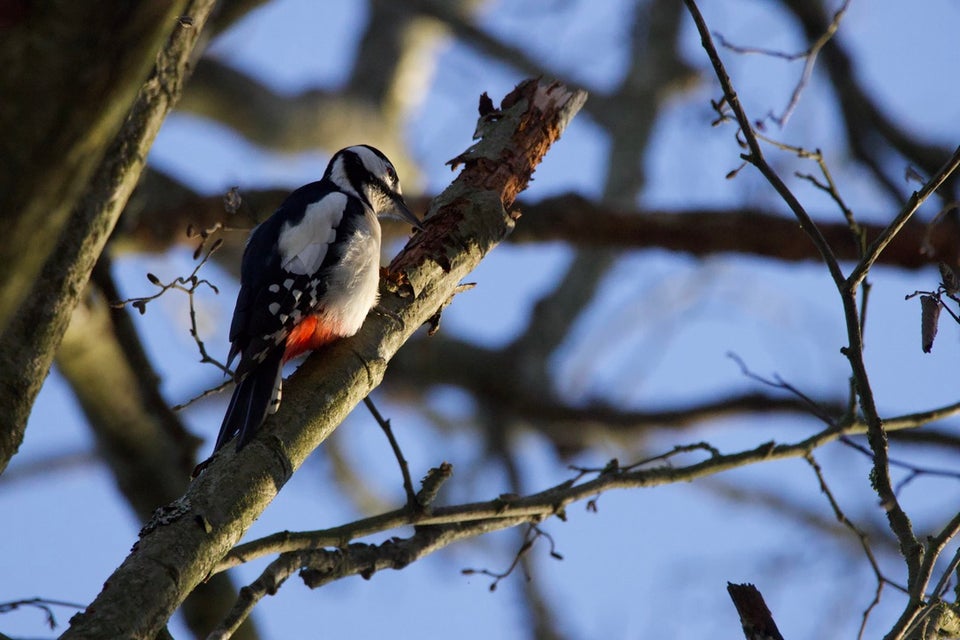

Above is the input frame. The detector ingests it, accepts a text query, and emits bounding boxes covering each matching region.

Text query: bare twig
[848,146,960,291]
[0,598,84,631]
[805,453,902,639]
[112,233,233,377]
[714,0,850,128]
[362,396,418,508]
[727,352,837,427]
[170,379,233,412]
[462,524,562,592]
[754,134,863,251]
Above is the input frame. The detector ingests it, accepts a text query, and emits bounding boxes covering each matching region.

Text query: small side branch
[111,231,232,378]
[805,454,899,638]
[715,0,850,128]
[0,598,84,632]
[847,146,960,291]
[684,0,845,289]
[462,524,563,592]
[362,396,418,508]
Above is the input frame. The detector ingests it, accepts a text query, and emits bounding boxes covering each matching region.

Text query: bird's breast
[283,210,382,361]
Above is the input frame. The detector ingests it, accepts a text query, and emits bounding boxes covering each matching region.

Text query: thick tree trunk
[0,0,217,475]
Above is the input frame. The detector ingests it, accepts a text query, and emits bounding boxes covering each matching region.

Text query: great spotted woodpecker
[213,145,421,454]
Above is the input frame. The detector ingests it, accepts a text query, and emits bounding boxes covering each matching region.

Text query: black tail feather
[214,348,284,453]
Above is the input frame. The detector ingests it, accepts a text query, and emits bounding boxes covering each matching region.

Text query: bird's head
[326,145,422,229]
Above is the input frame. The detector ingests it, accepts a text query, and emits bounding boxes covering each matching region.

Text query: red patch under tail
[283,316,342,362]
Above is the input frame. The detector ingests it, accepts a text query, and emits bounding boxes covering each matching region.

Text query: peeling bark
[60,79,587,640]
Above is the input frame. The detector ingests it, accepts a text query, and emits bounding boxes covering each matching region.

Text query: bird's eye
[386,166,397,184]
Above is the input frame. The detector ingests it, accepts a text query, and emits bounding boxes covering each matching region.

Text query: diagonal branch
[683,0,845,289]
[0,0,218,475]
[847,146,960,289]
[60,78,588,640]
[682,0,930,603]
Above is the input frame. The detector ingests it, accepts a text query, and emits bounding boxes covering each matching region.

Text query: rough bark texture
[0,1,186,333]
[0,0,217,475]
[57,274,259,639]
[60,79,587,640]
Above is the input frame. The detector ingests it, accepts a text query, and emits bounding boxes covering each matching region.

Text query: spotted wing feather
[215,182,370,452]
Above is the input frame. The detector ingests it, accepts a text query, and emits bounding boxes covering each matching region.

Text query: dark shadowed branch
[683,2,960,638]
[0,0,219,475]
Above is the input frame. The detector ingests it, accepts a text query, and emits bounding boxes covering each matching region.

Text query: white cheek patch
[277,194,347,275]
[328,156,360,199]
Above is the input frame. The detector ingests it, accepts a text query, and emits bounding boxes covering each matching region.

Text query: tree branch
[681,1,960,629]
[727,583,785,640]
[0,2,191,332]
[56,261,259,639]
[0,0,217,475]
[211,395,954,577]
[120,178,960,271]
[60,78,588,640]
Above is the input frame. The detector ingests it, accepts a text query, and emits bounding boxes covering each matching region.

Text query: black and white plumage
[213,145,420,454]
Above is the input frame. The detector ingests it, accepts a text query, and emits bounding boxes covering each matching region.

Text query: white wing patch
[277,193,347,275]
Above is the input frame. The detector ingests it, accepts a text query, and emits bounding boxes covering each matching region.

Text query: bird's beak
[389,193,424,230]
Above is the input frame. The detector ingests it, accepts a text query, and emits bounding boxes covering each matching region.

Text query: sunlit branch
[213,422,862,575]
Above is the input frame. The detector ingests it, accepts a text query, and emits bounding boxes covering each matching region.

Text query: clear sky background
[3,1,960,638]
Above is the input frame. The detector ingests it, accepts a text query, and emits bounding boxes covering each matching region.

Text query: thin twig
[170,379,233,412]
[111,233,233,377]
[837,438,960,487]
[805,453,901,639]
[847,145,960,291]
[683,0,845,289]
[683,0,927,605]
[362,396,418,508]
[462,524,561,592]
[0,598,85,631]
[727,352,837,427]
[714,0,850,128]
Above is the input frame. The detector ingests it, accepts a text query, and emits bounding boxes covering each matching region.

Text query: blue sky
[3,1,960,638]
